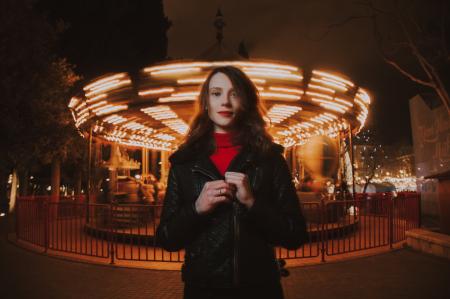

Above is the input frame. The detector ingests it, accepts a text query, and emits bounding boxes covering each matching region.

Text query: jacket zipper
[192,165,241,287]
[233,200,239,287]
[192,167,217,181]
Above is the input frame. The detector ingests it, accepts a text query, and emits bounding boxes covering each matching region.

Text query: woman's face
[207,72,241,133]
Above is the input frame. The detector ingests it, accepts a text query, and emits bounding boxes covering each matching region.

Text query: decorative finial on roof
[214,8,226,44]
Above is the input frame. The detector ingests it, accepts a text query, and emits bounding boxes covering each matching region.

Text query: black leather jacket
[156,142,308,288]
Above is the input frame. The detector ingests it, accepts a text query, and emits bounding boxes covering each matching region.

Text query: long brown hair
[177,66,274,157]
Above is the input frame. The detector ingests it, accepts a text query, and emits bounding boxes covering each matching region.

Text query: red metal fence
[15,192,420,264]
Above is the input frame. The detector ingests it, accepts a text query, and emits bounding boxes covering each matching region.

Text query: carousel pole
[348,124,356,201]
[86,124,93,223]
[337,133,341,199]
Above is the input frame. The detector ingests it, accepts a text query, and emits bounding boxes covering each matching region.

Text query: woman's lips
[218,111,233,118]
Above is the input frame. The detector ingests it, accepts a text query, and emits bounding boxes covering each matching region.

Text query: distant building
[409,93,450,231]
[353,144,415,192]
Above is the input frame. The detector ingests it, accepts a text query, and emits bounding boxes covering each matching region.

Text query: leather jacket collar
[191,146,255,180]
[169,141,284,179]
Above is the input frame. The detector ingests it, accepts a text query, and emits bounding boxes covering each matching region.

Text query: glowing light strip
[356,88,371,104]
[162,119,189,134]
[103,114,127,124]
[138,87,174,96]
[154,133,176,141]
[321,113,337,121]
[93,104,128,116]
[311,118,325,124]
[312,70,354,87]
[93,125,104,133]
[144,61,298,73]
[85,80,131,97]
[171,92,200,97]
[334,98,354,107]
[260,92,301,100]
[319,103,346,114]
[243,67,295,75]
[310,78,347,91]
[303,122,315,128]
[122,122,146,130]
[158,96,197,103]
[249,78,266,84]
[306,91,333,100]
[244,71,302,81]
[86,94,107,103]
[68,97,80,108]
[71,111,77,123]
[267,104,302,123]
[74,102,86,111]
[354,98,368,110]
[178,76,266,85]
[150,68,201,76]
[104,135,172,151]
[315,116,330,122]
[88,100,107,109]
[145,63,211,72]
[311,98,348,113]
[308,83,335,94]
[90,80,120,92]
[83,73,126,91]
[269,86,304,95]
[142,106,178,120]
[229,61,298,71]
[75,119,88,127]
[178,77,207,84]
[77,106,89,116]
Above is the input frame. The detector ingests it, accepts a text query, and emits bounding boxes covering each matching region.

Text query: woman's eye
[230,91,238,98]
[211,91,221,96]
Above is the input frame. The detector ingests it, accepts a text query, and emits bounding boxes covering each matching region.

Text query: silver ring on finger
[218,188,222,196]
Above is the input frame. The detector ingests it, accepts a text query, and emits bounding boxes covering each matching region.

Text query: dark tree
[36,0,172,77]
[309,0,450,114]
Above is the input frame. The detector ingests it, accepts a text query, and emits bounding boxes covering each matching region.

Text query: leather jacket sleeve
[155,164,207,252]
[245,153,309,250]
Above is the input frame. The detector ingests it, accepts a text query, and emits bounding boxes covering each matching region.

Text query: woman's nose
[221,97,232,106]
[221,93,233,105]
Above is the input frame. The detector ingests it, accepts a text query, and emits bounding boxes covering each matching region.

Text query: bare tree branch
[307,14,374,41]
[382,57,435,88]
[396,14,440,87]
[441,0,449,61]
[370,12,435,88]
[308,0,450,114]
[354,0,390,16]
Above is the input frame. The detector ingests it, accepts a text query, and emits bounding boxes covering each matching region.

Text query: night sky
[40,0,435,146]
[165,0,427,145]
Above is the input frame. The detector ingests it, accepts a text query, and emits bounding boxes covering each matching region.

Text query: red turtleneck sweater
[210,132,242,176]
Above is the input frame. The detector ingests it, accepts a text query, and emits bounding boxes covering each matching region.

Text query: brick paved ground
[1,214,449,299]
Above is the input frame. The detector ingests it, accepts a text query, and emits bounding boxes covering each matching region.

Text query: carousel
[69,11,371,239]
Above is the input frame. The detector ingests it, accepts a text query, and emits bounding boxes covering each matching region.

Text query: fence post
[44,199,49,253]
[15,198,20,240]
[388,196,394,249]
[320,198,326,263]
[417,193,421,228]
[109,202,115,265]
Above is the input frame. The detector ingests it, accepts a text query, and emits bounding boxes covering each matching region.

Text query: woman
[156,66,308,299]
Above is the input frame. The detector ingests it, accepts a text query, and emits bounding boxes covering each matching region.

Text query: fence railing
[15,192,420,264]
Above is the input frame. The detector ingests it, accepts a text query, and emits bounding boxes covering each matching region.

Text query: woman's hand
[224,172,255,209]
[195,180,234,215]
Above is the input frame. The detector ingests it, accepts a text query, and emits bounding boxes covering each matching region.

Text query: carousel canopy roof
[69,9,370,151]
[68,59,371,151]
